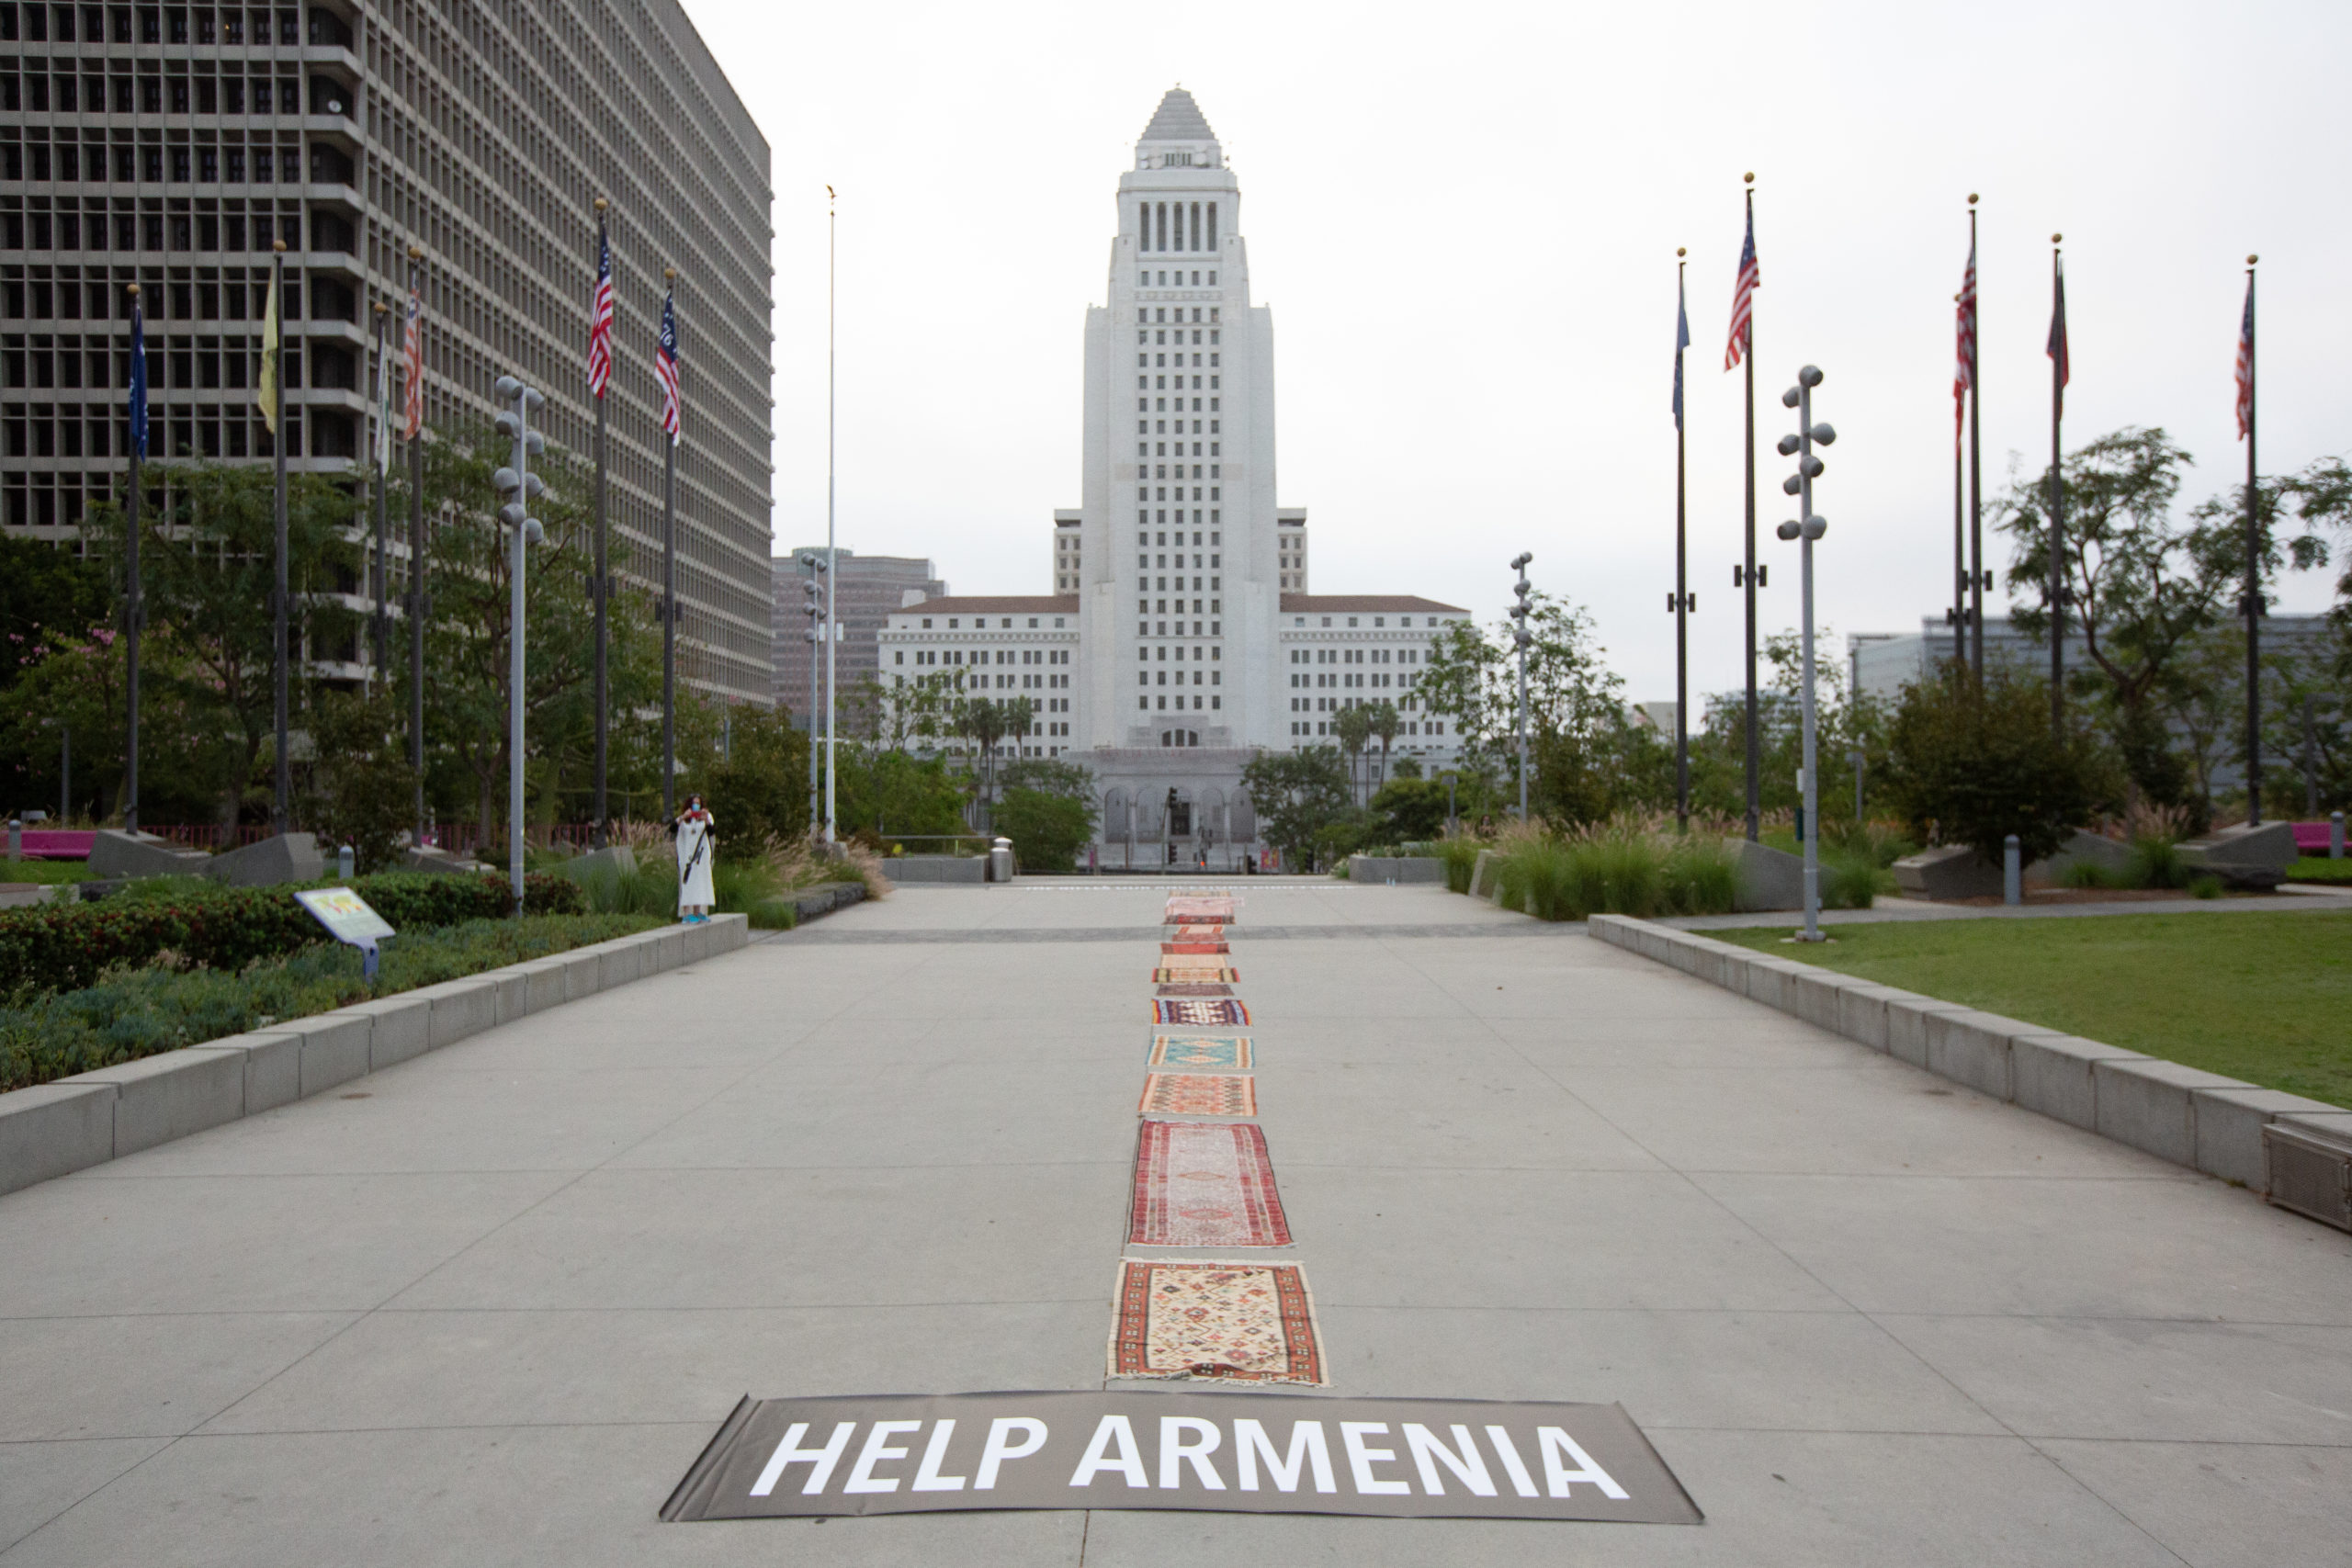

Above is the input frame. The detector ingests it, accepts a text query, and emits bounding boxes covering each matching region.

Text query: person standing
[673,794,716,923]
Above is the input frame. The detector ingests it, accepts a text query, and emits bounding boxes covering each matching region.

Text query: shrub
[1481,820,1740,921]
[0,911,658,1091]
[2189,874,2222,899]
[991,785,1096,874]
[1819,849,1881,910]
[1434,837,1483,894]
[2127,835,2188,890]
[1881,668,2116,867]
[2063,860,2120,889]
[0,871,579,998]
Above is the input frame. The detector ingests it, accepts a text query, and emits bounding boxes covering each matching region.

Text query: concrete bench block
[0,1083,116,1194]
[417,976,500,1050]
[647,925,688,971]
[347,994,431,1070]
[2095,1057,2246,1168]
[504,958,569,1019]
[1885,997,1973,1068]
[201,1030,304,1113]
[597,940,647,990]
[1834,984,1921,1054]
[1792,967,1859,1032]
[1925,1010,2045,1100]
[257,1011,375,1098]
[555,946,605,1001]
[707,911,749,953]
[2192,1086,2343,1190]
[1736,955,1806,1012]
[67,1047,246,1156]
[2010,1034,2150,1132]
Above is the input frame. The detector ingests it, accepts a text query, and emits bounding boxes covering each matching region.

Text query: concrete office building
[0,0,774,701]
[876,90,1470,860]
[774,548,945,725]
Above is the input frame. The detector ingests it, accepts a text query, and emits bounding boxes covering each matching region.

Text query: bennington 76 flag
[663,1390,1700,1525]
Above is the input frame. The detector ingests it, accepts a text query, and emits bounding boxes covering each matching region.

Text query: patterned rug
[1153,965,1238,983]
[1128,1118,1291,1247]
[1148,1032,1252,1070]
[1165,897,1238,923]
[1156,983,1234,998]
[1110,1259,1325,1384]
[1161,940,1230,955]
[1154,998,1250,1026]
[1139,1073,1258,1118]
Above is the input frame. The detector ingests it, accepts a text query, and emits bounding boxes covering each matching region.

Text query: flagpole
[271,239,289,833]
[662,267,678,822]
[1967,197,1984,680]
[1741,175,1759,844]
[370,299,390,682]
[1951,355,1964,668]
[2243,254,2261,826]
[2048,235,2064,738]
[407,246,427,855]
[824,185,839,844]
[592,199,611,848]
[124,285,143,831]
[1674,248,1690,833]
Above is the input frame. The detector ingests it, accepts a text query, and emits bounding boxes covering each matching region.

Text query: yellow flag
[255,268,281,433]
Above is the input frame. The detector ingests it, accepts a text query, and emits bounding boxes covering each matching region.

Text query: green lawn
[0,858,97,886]
[2287,858,2352,886]
[1713,909,2352,1108]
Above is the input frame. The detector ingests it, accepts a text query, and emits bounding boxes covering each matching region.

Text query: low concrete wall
[0,915,749,1198]
[1588,913,2347,1203]
[884,855,986,884]
[1347,855,1445,885]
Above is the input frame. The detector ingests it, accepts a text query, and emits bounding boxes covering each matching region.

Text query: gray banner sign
[662,1390,1700,1525]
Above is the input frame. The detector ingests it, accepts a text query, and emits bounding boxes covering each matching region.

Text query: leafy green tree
[1001,756,1095,800]
[835,745,968,844]
[686,703,810,845]
[0,534,107,690]
[992,787,1096,872]
[1331,704,1371,805]
[1368,776,1450,841]
[298,690,418,872]
[1880,668,2116,865]
[1240,746,1351,871]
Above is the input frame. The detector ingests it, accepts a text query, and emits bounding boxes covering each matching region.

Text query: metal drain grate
[2264,1122,2352,1233]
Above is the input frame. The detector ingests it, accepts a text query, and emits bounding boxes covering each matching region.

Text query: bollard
[2003,833,2021,906]
[6,818,17,862]
[2334,811,2345,860]
[338,842,356,882]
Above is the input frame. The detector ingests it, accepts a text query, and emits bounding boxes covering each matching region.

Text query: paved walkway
[2,883,2346,1564]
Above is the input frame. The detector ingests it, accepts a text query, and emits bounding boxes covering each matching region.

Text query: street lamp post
[800,554,826,834]
[1775,365,1835,942]
[492,375,548,915]
[1509,554,1533,819]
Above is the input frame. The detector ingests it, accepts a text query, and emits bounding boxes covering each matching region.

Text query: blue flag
[128,303,149,459]
[1671,276,1691,430]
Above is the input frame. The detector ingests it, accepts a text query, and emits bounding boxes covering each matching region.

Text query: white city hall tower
[880,89,1468,863]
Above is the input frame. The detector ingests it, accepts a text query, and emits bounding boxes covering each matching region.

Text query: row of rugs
[1110,894,1329,1386]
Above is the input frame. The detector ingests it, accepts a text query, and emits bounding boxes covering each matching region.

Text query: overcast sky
[689,0,2349,705]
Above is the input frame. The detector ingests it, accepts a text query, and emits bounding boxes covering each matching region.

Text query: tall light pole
[2240,254,2262,826]
[1775,364,1834,942]
[1671,248,1693,831]
[404,246,427,853]
[1509,553,1533,819]
[124,283,147,831]
[267,237,289,833]
[800,552,825,832]
[660,270,680,820]
[492,375,548,915]
[824,185,840,843]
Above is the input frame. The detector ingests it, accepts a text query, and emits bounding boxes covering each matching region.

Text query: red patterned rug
[1165,896,1238,924]
[1111,1259,1325,1384]
[1128,1118,1291,1247]
[1138,1073,1258,1118]
[1148,1032,1252,1070]
[1153,966,1238,983]
[1156,983,1234,998]
[1154,998,1250,1026]
[1161,940,1229,955]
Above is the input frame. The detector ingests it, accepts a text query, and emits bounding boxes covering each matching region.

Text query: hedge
[0,872,582,998]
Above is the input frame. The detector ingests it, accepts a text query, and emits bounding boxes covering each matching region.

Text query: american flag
[1954,239,1976,447]
[1724,203,1758,371]
[586,225,616,400]
[2046,257,2070,418]
[400,275,424,441]
[2234,272,2255,440]
[655,289,680,444]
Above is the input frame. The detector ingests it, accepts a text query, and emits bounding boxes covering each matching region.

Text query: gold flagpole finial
[406,243,422,261]
[1677,246,1686,257]
[272,238,286,254]
[1967,193,1978,206]
[126,282,140,297]
[594,196,608,213]
[2052,232,2063,245]
[664,267,676,283]
[2246,254,2258,265]
[1742,171,1754,185]
[373,300,389,315]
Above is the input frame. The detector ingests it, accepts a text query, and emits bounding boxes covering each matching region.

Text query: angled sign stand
[663,1390,1700,1525]
[292,887,395,980]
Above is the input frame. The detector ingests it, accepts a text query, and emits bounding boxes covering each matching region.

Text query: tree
[1419,591,1630,794]
[1331,705,1371,805]
[0,535,107,690]
[1368,776,1450,841]
[84,459,359,827]
[1998,426,2320,813]
[1239,746,1351,871]
[1880,668,2116,865]
[834,745,968,844]
[992,787,1096,872]
[299,689,419,872]
[1367,700,1400,795]
[687,703,810,845]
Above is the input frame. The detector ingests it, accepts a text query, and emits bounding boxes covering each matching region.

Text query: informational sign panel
[663,1390,1699,1526]
[292,888,396,976]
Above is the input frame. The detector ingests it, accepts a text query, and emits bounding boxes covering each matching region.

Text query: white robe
[675,813,716,909]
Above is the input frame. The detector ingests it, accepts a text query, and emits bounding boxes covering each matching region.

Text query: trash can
[988,836,1015,883]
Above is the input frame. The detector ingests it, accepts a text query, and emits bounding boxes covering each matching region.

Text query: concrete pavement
[1,881,2346,1564]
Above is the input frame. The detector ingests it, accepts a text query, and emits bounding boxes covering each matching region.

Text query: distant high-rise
[775,549,946,727]
[0,0,775,702]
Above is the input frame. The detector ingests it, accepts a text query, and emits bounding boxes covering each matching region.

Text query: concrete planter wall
[885,855,986,885]
[1346,854,1445,885]
[1589,913,2350,1219]
[0,915,749,1198]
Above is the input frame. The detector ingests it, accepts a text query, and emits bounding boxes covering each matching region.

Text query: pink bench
[2294,822,2335,855]
[7,829,96,860]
